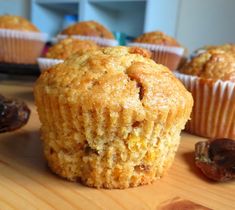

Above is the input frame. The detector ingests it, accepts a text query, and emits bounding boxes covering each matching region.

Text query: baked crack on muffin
[34,46,193,189]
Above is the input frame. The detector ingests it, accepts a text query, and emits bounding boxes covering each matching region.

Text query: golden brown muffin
[61,21,114,39]
[45,38,99,60]
[134,31,181,47]
[130,31,184,71]
[0,15,45,64]
[0,15,39,32]
[204,43,235,54]
[34,46,193,189]
[176,46,235,139]
[179,49,235,81]
[192,44,235,59]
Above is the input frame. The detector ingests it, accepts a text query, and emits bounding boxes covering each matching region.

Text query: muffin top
[61,21,114,39]
[36,46,192,122]
[193,44,235,57]
[134,31,181,47]
[179,49,235,81]
[45,38,99,59]
[204,44,235,54]
[0,15,39,32]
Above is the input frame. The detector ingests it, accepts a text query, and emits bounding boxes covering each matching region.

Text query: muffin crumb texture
[0,15,39,32]
[61,21,114,39]
[34,47,193,188]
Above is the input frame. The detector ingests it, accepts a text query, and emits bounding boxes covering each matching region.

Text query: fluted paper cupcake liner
[127,42,184,70]
[37,58,63,72]
[57,34,118,47]
[34,87,187,188]
[175,72,235,139]
[0,29,47,64]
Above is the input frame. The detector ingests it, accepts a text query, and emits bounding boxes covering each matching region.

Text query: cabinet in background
[31,0,179,40]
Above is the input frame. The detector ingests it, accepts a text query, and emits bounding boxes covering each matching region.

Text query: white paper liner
[57,34,118,47]
[37,58,64,72]
[127,42,184,56]
[0,29,48,64]
[175,72,235,139]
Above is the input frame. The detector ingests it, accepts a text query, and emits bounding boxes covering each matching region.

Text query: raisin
[195,139,235,181]
[0,94,30,133]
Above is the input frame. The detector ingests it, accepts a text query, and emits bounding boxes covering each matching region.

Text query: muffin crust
[134,31,180,47]
[37,47,190,114]
[45,38,99,59]
[0,15,39,32]
[61,21,114,39]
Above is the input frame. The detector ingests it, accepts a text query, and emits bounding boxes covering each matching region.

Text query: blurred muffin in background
[34,46,193,189]
[206,43,235,54]
[134,31,180,46]
[191,43,235,58]
[0,15,47,64]
[58,20,118,47]
[37,37,99,71]
[180,49,235,81]
[61,20,114,39]
[45,37,99,59]
[176,48,235,139]
[128,31,186,70]
[0,15,39,32]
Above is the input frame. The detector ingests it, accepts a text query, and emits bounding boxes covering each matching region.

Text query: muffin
[133,31,180,46]
[176,49,235,139]
[191,43,235,58]
[37,37,99,71]
[0,15,39,31]
[58,21,118,47]
[0,15,47,64]
[128,31,185,70]
[46,38,98,59]
[34,46,193,189]
[205,43,235,53]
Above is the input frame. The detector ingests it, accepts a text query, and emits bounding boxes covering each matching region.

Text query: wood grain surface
[0,77,234,210]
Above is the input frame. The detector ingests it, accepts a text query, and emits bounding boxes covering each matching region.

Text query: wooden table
[0,76,234,210]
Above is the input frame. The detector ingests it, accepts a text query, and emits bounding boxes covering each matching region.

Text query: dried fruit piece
[195,138,235,181]
[0,94,30,133]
